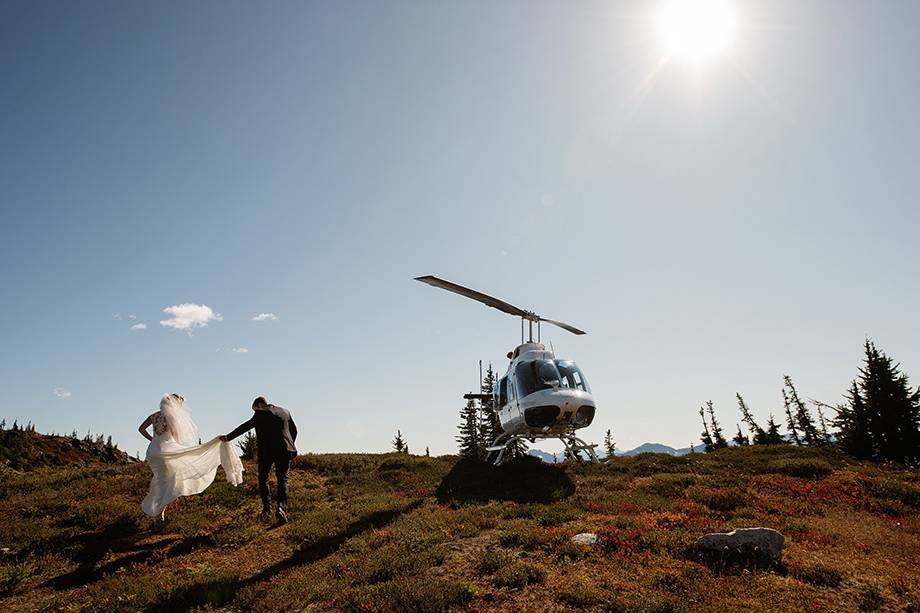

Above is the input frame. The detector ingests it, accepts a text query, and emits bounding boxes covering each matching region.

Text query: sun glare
[658,0,737,65]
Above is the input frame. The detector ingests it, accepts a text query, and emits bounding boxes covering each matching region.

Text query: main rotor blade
[414,275,527,318]
[539,317,586,336]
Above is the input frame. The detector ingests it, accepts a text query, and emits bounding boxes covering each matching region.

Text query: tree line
[699,340,920,464]
[456,363,528,460]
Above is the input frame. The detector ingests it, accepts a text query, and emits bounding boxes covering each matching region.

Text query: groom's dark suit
[226,404,298,514]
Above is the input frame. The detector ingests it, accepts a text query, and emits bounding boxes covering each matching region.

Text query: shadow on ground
[149,499,426,611]
[42,525,216,591]
[435,456,575,504]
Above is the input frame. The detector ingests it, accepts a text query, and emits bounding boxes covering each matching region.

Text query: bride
[138,393,244,519]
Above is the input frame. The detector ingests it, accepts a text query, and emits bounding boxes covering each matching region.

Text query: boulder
[692,527,784,569]
[572,532,600,547]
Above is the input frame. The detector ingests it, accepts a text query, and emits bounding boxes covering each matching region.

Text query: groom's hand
[220,435,228,442]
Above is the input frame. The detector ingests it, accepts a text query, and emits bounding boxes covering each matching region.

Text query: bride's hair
[159,393,200,446]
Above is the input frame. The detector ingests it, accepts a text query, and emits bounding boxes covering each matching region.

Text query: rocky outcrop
[571,533,600,547]
[691,527,784,570]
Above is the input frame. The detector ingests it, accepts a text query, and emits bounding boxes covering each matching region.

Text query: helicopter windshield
[554,360,590,392]
[514,360,561,397]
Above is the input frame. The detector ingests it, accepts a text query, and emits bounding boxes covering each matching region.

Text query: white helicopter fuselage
[493,342,596,438]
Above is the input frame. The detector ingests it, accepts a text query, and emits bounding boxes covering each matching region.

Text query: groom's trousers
[258,452,293,513]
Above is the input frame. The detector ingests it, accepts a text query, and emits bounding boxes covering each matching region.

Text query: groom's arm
[289,415,297,442]
[222,416,256,442]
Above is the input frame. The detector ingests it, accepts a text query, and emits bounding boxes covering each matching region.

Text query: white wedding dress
[141,407,244,517]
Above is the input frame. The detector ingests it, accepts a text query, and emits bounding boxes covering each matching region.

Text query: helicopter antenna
[550,340,555,356]
[415,275,586,336]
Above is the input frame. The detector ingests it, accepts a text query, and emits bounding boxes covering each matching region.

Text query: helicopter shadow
[435,456,575,504]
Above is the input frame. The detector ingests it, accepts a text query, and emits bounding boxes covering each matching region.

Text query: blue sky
[2,0,918,457]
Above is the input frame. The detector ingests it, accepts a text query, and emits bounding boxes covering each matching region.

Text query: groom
[222,396,298,523]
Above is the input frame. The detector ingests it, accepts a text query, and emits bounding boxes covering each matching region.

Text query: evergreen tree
[783,375,823,445]
[392,429,407,453]
[835,380,873,459]
[706,401,728,449]
[12,420,19,431]
[105,435,113,449]
[699,406,715,452]
[732,424,749,446]
[477,363,499,455]
[507,436,529,459]
[736,393,768,444]
[456,399,480,457]
[783,388,801,445]
[839,340,920,463]
[765,414,785,444]
[237,432,258,460]
[0,419,5,430]
[815,403,831,444]
[404,445,409,455]
[603,428,616,458]
[425,446,430,457]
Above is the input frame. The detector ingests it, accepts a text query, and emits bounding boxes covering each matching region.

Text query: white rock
[695,527,784,565]
[572,532,600,547]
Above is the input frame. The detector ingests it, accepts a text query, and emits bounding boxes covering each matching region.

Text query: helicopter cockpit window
[554,360,591,392]
[498,378,508,406]
[515,360,561,397]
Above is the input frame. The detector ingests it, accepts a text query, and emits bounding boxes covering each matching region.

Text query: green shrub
[557,582,605,608]
[0,561,35,595]
[857,584,884,611]
[687,486,746,512]
[337,577,475,612]
[790,563,844,588]
[476,550,512,574]
[864,478,920,508]
[533,504,581,526]
[765,459,833,479]
[643,473,697,497]
[498,527,532,548]
[493,562,545,589]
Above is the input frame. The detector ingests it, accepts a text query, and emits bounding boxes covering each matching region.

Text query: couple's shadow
[42,521,214,591]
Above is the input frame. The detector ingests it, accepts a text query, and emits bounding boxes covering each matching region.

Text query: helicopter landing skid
[484,432,599,466]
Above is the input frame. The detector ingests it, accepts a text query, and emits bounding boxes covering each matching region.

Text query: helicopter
[415,275,599,465]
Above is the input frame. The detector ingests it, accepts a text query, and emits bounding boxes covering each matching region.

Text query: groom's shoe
[258,510,272,523]
[276,508,288,525]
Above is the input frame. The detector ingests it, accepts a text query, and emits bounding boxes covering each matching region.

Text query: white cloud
[53,387,72,399]
[128,314,137,320]
[130,323,147,331]
[160,303,222,331]
[113,313,123,320]
[232,347,249,353]
[252,313,278,322]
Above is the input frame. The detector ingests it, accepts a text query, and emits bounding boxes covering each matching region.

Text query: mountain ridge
[527,441,704,463]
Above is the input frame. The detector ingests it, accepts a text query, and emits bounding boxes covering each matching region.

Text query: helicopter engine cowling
[501,387,595,436]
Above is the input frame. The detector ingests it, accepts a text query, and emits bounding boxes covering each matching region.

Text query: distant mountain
[527,442,703,463]
[621,442,703,457]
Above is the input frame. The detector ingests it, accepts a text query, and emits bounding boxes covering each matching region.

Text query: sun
[657,0,737,64]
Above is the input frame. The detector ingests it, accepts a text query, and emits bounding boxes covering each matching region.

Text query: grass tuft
[493,561,546,589]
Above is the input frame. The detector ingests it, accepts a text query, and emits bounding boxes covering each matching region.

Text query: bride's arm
[138,414,154,442]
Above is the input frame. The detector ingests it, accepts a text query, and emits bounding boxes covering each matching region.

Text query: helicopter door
[507,378,523,422]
